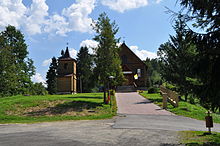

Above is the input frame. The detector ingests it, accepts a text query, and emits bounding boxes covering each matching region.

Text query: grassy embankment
[0,92,117,123]
[179,131,220,145]
[140,92,220,123]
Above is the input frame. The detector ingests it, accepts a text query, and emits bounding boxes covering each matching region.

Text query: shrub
[148,87,159,94]
[29,83,48,95]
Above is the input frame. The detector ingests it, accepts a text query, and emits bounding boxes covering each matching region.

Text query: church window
[137,69,141,77]
[64,63,68,69]
[121,55,127,64]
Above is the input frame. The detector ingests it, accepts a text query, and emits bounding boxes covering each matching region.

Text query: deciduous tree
[0,26,35,97]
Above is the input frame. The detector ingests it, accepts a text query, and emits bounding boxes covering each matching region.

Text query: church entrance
[123,73,134,86]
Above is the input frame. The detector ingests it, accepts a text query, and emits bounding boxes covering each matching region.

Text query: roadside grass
[0,93,115,123]
[179,131,220,145]
[140,92,220,123]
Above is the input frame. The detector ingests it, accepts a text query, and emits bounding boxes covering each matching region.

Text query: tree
[46,57,58,94]
[158,16,197,101]
[0,25,35,97]
[92,13,124,103]
[76,46,94,93]
[144,58,162,87]
[29,82,48,95]
[177,0,220,111]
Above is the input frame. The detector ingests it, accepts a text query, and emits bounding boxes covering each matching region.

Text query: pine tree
[158,16,197,101]
[92,13,124,103]
[178,0,220,111]
[46,57,58,94]
[76,46,94,93]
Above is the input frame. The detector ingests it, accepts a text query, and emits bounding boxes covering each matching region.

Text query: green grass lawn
[140,92,220,123]
[179,131,220,145]
[0,93,115,123]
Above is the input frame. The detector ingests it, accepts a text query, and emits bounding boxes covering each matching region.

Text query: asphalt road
[0,118,180,146]
[1,114,220,146]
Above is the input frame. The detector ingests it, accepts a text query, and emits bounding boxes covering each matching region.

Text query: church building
[57,47,77,94]
[119,43,148,87]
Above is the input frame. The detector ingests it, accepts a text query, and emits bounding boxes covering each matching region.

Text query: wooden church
[57,47,77,94]
[119,43,148,87]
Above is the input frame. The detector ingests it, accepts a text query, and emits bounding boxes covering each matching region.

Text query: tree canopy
[0,26,35,97]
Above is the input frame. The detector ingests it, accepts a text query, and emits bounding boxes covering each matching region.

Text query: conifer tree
[46,57,58,94]
[92,13,124,103]
[178,0,220,111]
[76,46,94,93]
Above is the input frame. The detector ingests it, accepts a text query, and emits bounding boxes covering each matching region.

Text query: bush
[29,83,48,95]
[148,87,159,94]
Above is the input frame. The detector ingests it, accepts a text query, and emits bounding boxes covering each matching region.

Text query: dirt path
[116,92,173,115]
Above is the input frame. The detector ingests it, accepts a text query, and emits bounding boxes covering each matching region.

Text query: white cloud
[42,58,51,66]
[0,0,95,35]
[155,0,162,4]
[44,14,69,36]
[80,39,98,54]
[69,48,78,59]
[0,0,27,29]
[31,73,46,86]
[62,0,95,33]
[101,0,148,13]
[130,45,157,60]
[24,0,49,35]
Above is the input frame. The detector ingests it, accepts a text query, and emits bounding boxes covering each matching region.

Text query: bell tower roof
[58,47,76,61]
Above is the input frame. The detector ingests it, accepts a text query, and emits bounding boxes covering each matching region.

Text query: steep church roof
[58,47,76,61]
[120,42,146,66]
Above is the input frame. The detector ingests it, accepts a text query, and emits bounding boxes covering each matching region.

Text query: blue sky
[0,0,181,84]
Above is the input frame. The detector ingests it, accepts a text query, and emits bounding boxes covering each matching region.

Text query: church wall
[57,60,75,75]
[57,77,72,93]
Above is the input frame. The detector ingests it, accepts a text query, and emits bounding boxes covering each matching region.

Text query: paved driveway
[115,92,220,132]
[116,92,173,115]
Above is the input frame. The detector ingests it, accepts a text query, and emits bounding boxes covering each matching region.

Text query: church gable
[119,43,148,87]
[120,43,146,66]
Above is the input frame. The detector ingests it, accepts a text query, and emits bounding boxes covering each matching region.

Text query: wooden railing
[160,85,179,109]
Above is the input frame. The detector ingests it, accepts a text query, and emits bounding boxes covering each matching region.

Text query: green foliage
[46,57,58,94]
[173,0,220,111]
[158,16,197,102]
[0,25,35,97]
[148,87,159,94]
[0,93,115,123]
[76,46,95,93]
[144,58,162,87]
[92,12,124,102]
[179,131,220,145]
[29,83,48,95]
[109,90,117,115]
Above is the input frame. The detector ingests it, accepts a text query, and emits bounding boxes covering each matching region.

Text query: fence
[160,85,179,109]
